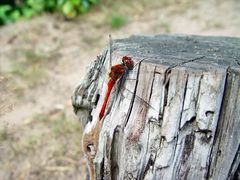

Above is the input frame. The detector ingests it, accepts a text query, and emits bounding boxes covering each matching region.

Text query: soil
[0,0,239,179]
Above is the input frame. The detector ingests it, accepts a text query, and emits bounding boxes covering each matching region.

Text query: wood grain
[72,35,240,180]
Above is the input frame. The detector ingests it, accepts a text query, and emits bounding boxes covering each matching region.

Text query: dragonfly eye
[122,56,134,70]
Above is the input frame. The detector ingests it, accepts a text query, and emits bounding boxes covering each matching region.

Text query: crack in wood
[205,67,229,179]
[137,153,152,180]
[103,134,112,179]
[159,68,171,125]
[110,126,124,179]
[235,59,240,66]
[180,116,196,131]
[123,61,142,127]
[164,56,205,75]
[228,144,240,179]
[178,74,189,130]
[137,107,153,179]
[147,66,157,111]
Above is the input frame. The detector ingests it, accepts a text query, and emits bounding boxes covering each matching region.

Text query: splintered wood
[72,35,240,180]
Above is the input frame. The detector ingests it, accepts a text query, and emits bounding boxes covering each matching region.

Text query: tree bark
[72,34,240,180]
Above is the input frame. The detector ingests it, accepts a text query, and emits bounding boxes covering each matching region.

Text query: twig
[109,34,112,68]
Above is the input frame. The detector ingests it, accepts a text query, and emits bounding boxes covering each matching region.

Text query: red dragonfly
[98,35,153,121]
[99,55,134,120]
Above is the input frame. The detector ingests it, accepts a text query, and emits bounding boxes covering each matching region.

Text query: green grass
[26,134,41,151]
[206,20,224,29]
[0,110,83,179]
[50,112,82,136]
[28,111,82,138]
[159,20,171,33]
[7,48,59,97]
[0,126,8,143]
[109,14,128,29]
[11,61,46,86]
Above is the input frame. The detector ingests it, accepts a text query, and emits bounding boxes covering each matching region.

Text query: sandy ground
[0,0,239,179]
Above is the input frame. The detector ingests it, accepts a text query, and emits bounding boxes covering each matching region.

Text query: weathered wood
[72,35,240,180]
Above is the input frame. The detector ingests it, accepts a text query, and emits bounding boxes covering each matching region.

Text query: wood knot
[86,144,96,159]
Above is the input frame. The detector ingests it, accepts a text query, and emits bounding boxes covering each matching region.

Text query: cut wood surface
[72,35,240,180]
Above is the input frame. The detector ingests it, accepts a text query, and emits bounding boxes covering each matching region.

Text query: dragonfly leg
[125,78,138,81]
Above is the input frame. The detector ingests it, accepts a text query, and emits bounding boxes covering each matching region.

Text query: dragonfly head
[122,56,134,70]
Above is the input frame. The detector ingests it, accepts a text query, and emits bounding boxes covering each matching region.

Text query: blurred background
[0,0,239,179]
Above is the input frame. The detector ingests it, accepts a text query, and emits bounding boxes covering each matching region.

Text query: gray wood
[72,34,240,180]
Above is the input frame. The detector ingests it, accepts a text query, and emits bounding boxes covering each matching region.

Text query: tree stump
[72,35,240,180]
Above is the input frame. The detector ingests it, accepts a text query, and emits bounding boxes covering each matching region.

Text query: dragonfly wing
[117,71,159,112]
[121,88,158,112]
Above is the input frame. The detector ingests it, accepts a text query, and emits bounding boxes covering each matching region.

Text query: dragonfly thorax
[109,64,126,82]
